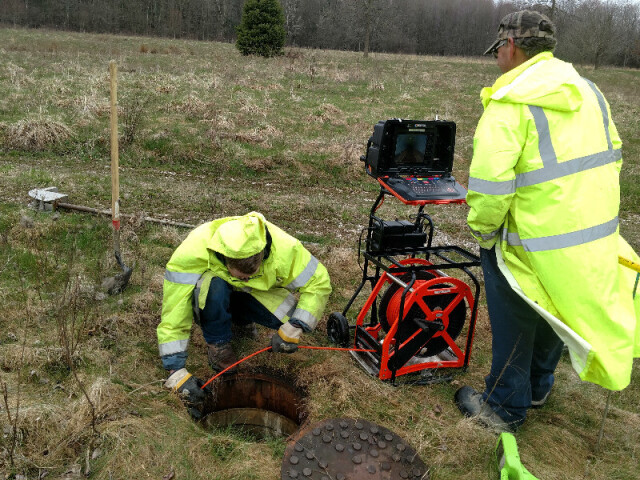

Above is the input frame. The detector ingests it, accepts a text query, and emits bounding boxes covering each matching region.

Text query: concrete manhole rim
[201,370,308,439]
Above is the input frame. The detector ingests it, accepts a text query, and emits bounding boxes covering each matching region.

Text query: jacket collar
[481,51,554,109]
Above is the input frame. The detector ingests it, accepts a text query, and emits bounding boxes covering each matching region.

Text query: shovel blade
[102,251,133,295]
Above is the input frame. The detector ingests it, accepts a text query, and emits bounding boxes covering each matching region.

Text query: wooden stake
[109,61,120,235]
[109,60,121,258]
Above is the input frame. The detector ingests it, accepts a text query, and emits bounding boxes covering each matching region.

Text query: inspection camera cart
[327,119,481,383]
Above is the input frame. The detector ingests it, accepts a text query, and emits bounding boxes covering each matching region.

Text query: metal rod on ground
[27,186,198,228]
[53,202,197,229]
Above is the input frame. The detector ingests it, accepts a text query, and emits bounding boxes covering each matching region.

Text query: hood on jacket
[210,211,267,259]
[481,52,583,113]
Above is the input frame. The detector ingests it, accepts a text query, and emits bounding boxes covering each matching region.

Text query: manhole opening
[202,371,308,440]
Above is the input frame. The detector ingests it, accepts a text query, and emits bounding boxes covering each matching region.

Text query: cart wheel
[327,312,350,347]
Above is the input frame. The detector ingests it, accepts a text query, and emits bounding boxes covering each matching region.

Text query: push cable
[201,345,376,389]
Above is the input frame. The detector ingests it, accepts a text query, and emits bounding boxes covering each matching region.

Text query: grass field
[1,27,639,480]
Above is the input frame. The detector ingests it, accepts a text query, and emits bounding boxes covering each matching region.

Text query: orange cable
[299,345,376,353]
[200,344,376,389]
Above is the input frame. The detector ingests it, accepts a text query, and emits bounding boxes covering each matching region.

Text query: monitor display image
[393,131,428,165]
[363,119,456,178]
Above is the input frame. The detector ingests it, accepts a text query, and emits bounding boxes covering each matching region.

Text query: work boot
[531,389,551,409]
[454,386,515,433]
[207,342,238,373]
[232,322,259,341]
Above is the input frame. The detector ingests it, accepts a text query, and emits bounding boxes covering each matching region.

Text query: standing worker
[456,10,640,432]
[159,211,332,416]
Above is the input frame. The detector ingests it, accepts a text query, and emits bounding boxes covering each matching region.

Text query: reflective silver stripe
[504,216,618,252]
[158,339,189,356]
[285,255,319,291]
[292,308,318,330]
[469,226,500,241]
[273,293,298,321]
[468,177,516,195]
[472,84,620,194]
[192,274,207,324]
[528,105,558,166]
[472,147,621,192]
[193,275,206,302]
[502,230,522,246]
[516,149,621,188]
[520,89,619,187]
[583,78,612,150]
[164,270,201,285]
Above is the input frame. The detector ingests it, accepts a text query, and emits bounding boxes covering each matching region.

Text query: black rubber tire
[327,312,350,347]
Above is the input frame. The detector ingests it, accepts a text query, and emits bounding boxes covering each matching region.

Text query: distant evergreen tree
[236,0,287,57]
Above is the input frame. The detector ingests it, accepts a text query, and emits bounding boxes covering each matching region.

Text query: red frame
[377,177,467,206]
[353,258,477,381]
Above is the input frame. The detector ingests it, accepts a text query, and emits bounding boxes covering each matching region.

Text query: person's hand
[270,321,303,353]
[270,331,299,353]
[164,368,211,419]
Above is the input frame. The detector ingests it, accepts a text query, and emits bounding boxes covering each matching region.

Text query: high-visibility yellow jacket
[467,52,640,390]
[157,212,332,359]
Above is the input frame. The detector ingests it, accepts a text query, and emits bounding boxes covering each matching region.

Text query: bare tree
[282,0,304,46]
[0,0,638,67]
[570,0,623,68]
[617,1,640,67]
[363,0,375,58]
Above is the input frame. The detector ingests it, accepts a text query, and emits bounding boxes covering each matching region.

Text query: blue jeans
[480,247,564,427]
[161,277,282,371]
[199,277,282,345]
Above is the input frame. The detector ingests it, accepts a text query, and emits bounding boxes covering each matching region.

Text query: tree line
[1,0,639,68]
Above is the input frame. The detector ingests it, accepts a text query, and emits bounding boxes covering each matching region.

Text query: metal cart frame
[327,182,481,383]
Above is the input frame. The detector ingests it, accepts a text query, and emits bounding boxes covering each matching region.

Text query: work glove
[270,321,302,354]
[164,368,211,420]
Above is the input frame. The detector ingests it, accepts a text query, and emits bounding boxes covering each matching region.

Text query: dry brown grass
[5,118,73,151]
[0,344,67,371]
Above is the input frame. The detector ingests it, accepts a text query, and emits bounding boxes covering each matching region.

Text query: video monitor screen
[393,131,428,166]
[364,119,456,178]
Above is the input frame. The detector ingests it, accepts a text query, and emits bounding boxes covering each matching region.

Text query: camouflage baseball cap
[484,10,556,55]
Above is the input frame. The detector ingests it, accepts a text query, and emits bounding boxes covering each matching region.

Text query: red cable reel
[372,260,474,378]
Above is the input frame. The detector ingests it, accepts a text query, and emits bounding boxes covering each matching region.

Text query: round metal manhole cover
[281,417,429,479]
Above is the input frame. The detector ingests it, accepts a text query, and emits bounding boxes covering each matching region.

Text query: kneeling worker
[158,211,332,416]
